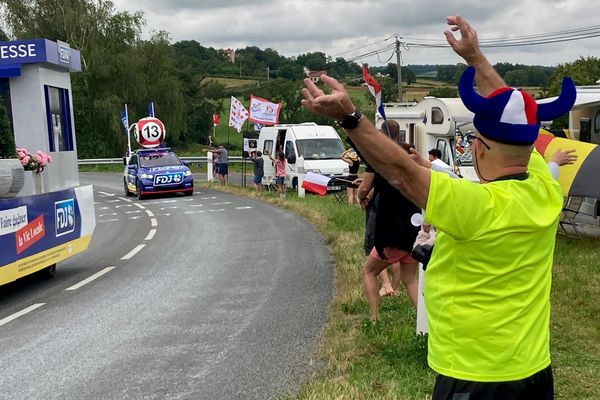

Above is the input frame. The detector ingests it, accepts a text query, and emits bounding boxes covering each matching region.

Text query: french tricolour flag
[362,65,386,120]
[301,172,331,196]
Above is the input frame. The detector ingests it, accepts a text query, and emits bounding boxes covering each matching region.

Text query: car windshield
[296,139,345,160]
[139,152,181,167]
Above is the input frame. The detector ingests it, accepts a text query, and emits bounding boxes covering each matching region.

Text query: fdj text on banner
[248,95,282,125]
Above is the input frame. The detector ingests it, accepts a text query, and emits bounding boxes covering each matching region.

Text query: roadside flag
[362,64,386,120]
[147,101,155,117]
[301,172,331,196]
[248,95,282,125]
[120,104,129,133]
[229,96,249,133]
[212,113,220,127]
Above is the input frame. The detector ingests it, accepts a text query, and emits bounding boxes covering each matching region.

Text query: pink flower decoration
[47,155,53,163]
[21,156,30,165]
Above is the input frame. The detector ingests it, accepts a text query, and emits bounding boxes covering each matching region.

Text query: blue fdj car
[124,148,194,199]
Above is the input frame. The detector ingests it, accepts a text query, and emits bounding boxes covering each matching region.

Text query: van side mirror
[287,155,296,164]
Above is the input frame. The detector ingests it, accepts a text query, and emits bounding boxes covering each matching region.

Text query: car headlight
[140,173,153,179]
[306,169,321,174]
[184,170,192,177]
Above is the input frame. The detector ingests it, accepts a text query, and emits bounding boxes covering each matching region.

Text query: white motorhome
[257,123,349,190]
[376,98,478,181]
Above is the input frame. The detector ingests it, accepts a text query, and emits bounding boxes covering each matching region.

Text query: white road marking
[145,210,155,217]
[208,209,225,213]
[119,197,133,203]
[133,203,146,209]
[190,204,204,207]
[160,206,178,210]
[199,196,217,200]
[65,267,116,291]
[235,206,253,210]
[184,210,205,214]
[0,303,46,327]
[129,216,142,220]
[98,219,119,223]
[106,199,121,203]
[98,192,115,196]
[99,213,117,217]
[151,218,157,227]
[115,204,132,208]
[182,198,194,202]
[157,213,170,216]
[160,200,177,204]
[145,229,157,241]
[99,207,109,210]
[210,202,231,205]
[125,210,141,214]
[121,244,146,260]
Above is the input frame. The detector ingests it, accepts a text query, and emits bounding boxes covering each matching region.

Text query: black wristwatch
[337,110,362,130]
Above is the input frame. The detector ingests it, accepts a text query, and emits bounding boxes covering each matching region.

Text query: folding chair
[558,196,584,238]
[330,178,347,203]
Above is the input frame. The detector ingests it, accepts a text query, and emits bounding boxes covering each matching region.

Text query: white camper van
[376,98,478,181]
[257,123,349,190]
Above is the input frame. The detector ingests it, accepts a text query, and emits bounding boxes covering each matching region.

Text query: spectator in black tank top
[341,148,361,205]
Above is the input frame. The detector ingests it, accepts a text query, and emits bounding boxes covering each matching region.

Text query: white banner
[248,95,282,125]
[244,138,258,153]
[0,206,28,236]
[228,96,249,133]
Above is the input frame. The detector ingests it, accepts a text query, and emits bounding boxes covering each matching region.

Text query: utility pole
[266,66,270,80]
[395,35,403,102]
[239,59,242,77]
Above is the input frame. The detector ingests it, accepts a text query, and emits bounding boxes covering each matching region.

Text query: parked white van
[257,123,350,190]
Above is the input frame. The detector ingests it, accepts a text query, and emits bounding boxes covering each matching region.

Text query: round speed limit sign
[136,117,166,148]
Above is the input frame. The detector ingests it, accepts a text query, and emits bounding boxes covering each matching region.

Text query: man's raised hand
[301,75,356,120]
[444,15,483,65]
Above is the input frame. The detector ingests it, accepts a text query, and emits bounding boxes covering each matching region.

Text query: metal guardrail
[78,156,246,165]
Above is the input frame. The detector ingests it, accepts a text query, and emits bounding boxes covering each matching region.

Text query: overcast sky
[112,0,600,67]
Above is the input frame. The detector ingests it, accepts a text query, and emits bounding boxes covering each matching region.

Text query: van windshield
[296,139,345,160]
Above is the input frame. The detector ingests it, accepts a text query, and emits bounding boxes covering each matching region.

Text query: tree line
[1,0,599,158]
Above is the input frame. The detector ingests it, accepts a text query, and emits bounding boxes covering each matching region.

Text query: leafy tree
[0,28,8,41]
[548,56,600,95]
[296,52,327,71]
[0,96,15,158]
[383,63,416,84]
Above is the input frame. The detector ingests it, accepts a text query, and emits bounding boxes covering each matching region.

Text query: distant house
[224,48,235,64]
[307,70,327,83]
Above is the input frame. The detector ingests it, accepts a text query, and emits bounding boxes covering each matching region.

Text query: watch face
[340,111,361,129]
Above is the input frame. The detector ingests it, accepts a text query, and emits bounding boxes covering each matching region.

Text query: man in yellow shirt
[301,15,576,400]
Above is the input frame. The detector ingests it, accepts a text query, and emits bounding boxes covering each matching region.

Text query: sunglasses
[466,134,491,150]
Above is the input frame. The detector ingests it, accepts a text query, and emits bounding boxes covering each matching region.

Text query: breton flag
[229,96,249,133]
[301,172,331,196]
[362,64,386,120]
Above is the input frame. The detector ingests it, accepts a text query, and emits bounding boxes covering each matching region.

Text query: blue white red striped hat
[458,66,576,145]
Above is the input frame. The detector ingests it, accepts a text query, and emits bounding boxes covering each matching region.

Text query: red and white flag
[229,96,249,133]
[212,113,220,127]
[248,95,282,125]
[301,172,331,196]
[362,64,386,120]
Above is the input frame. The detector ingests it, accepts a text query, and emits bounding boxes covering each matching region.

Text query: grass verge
[201,181,600,400]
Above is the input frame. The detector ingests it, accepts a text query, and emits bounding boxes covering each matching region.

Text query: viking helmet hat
[458,66,576,145]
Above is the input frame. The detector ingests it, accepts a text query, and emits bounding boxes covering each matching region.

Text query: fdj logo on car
[55,199,76,237]
[154,173,183,186]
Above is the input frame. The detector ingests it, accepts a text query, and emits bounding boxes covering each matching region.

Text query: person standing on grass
[268,150,286,198]
[341,148,361,205]
[301,15,576,400]
[202,141,228,185]
[249,151,264,192]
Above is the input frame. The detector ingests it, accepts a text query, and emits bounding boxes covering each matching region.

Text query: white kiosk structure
[0,39,95,285]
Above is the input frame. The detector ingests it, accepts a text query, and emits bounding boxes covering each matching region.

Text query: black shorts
[432,365,553,400]
[347,174,359,189]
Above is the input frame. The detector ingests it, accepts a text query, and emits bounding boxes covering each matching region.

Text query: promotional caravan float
[0,39,95,286]
[257,123,350,191]
[375,98,478,181]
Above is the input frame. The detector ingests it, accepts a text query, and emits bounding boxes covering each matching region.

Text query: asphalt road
[0,173,333,400]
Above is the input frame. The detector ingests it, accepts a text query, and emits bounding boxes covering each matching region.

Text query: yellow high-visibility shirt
[424,151,563,382]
